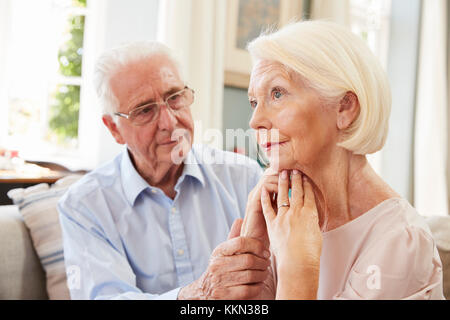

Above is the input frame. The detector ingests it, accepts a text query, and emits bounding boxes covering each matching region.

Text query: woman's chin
[268,156,297,172]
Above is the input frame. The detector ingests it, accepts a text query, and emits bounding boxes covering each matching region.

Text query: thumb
[227,218,243,240]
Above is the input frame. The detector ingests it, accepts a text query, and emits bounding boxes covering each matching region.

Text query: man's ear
[102,115,126,145]
[337,91,360,130]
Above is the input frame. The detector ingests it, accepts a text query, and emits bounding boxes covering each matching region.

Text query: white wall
[79,0,160,169]
[382,0,421,202]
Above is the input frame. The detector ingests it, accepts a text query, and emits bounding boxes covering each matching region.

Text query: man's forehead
[141,55,181,80]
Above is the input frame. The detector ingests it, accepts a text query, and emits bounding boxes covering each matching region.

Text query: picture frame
[224,0,303,89]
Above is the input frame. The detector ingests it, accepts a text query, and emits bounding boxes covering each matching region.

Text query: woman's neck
[302,150,399,232]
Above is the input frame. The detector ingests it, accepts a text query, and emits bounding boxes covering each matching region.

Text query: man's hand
[178,219,271,300]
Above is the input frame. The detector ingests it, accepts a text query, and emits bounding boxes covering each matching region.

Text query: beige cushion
[437,248,450,300]
[0,206,47,299]
[7,175,82,300]
[426,215,450,299]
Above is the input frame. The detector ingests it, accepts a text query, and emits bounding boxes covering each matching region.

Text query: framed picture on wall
[224,0,303,89]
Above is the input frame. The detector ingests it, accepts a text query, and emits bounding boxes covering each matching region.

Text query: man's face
[103,54,194,177]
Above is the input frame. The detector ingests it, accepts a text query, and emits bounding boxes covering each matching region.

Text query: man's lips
[158,140,178,146]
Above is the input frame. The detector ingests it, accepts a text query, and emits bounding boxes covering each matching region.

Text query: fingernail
[281,170,288,180]
[263,250,271,258]
[293,170,299,175]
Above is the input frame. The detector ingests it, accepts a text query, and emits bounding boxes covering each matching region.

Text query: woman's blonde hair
[247,20,391,155]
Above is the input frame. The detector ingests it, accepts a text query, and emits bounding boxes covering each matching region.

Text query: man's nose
[157,104,177,131]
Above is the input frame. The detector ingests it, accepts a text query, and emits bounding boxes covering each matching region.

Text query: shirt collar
[120,149,150,206]
[179,146,206,188]
[120,146,205,206]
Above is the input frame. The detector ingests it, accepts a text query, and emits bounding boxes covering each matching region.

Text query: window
[1,0,89,163]
[349,0,392,174]
[349,0,392,68]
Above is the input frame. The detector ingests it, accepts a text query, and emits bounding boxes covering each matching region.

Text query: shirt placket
[167,201,195,287]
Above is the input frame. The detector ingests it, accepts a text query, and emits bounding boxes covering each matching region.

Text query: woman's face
[248,60,339,172]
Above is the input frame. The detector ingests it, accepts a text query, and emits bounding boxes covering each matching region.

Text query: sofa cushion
[426,215,450,299]
[7,175,82,300]
[0,205,48,299]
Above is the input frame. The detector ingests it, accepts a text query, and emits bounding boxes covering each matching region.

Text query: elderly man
[58,41,268,300]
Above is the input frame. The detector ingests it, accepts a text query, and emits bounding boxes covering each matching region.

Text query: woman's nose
[249,102,271,131]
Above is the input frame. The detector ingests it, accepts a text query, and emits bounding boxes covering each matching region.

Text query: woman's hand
[261,170,322,299]
[241,167,279,247]
[240,168,279,299]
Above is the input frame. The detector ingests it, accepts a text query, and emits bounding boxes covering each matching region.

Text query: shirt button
[151,189,157,194]
[177,249,184,256]
[171,207,177,214]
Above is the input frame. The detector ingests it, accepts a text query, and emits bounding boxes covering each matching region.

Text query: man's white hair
[93,41,183,115]
[247,20,392,155]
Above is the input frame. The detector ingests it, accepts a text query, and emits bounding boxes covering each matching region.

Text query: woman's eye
[273,90,283,99]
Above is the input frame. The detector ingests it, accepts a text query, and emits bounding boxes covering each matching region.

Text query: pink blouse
[317,198,444,299]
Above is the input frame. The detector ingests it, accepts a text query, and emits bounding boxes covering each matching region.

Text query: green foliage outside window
[57,15,84,77]
[49,85,80,141]
[48,11,85,144]
[73,0,87,8]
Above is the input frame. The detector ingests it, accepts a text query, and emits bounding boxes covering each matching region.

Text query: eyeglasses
[114,86,195,126]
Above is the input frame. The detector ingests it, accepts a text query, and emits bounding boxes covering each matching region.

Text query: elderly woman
[240,21,444,300]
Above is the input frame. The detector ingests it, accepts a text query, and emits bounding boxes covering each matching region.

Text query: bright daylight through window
[349,0,392,174]
[1,0,88,162]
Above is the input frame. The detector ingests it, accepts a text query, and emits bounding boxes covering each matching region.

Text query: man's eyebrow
[133,86,184,109]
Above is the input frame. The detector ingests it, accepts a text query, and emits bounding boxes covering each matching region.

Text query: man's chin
[156,140,192,165]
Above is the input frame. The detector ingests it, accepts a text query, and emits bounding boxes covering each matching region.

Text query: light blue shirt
[58,144,262,300]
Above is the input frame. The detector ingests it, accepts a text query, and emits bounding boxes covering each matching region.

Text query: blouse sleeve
[332,225,445,300]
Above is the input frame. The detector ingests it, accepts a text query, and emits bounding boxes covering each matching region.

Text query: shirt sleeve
[58,198,181,300]
[332,225,445,300]
[248,162,263,195]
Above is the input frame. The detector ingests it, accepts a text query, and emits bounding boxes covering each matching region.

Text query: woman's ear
[337,91,360,130]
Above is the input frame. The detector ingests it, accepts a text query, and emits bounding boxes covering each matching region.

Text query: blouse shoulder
[333,199,444,299]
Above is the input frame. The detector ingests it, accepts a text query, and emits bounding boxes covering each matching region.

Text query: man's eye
[169,94,181,101]
[249,100,257,109]
[134,105,154,117]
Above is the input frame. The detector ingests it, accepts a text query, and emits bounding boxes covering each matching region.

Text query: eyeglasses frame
[113,86,195,125]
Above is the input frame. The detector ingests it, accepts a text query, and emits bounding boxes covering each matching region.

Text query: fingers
[214,236,270,259]
[225,269,269,287]
[227,218,243,240]
[277,170,290,212]
[290,170,304,207]
[209,253,271,273]
[303,176,317,213]
[261,187,276,223]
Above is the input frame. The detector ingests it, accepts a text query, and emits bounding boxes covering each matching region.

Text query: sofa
[0,180,449,299]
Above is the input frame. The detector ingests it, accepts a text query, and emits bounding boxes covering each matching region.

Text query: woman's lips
[261,141,287,151]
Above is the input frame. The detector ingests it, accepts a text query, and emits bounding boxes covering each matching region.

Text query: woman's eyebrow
[249,73,289,97]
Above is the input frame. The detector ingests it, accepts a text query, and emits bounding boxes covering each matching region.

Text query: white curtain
[310,0,350,26]
[157,0,226,149]
[414,0,449,216]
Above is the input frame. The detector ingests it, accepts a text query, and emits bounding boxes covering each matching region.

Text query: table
[0,164,71,205]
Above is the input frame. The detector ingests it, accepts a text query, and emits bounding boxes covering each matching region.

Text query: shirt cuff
[155,287,181,300]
